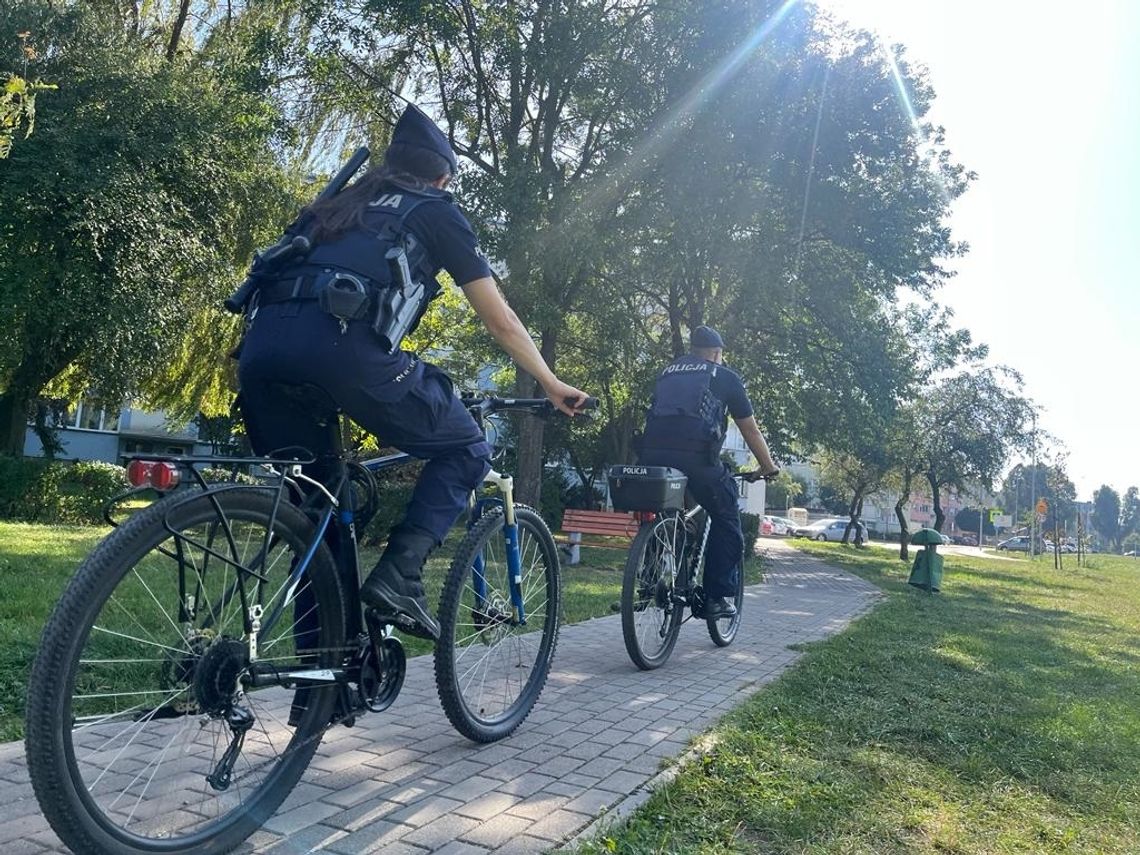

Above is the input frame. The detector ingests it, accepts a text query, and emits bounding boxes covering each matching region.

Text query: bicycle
[24,387,593,855]
[607,465,772,670]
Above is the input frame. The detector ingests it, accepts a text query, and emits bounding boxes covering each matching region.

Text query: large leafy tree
[0,1,300,454]
[917,368,1033,532]
[1092,485,1122,551]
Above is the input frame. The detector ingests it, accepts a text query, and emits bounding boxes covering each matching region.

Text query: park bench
[559,508,639,565]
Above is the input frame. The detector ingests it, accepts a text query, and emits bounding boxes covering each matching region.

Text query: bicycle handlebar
[735,469,780,483]
[461,395,600,416]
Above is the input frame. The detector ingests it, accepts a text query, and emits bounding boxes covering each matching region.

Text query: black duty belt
[257,271,375,306]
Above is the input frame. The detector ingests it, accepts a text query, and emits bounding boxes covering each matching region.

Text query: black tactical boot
[360,525,440,640]
[704,595,737,621]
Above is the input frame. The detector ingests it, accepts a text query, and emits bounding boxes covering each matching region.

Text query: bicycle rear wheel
[707,558,745,647]
[25,488,345,855]
[621,515,685,670]
[435,505,561,742]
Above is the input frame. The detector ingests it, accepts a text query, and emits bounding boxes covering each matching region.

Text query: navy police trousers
[237,302,491,543]
[639,448,744,598]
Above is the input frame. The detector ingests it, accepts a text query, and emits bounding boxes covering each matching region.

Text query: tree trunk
[895,469,913,561]
[514,328,557,508]
[0,387,31,457]
[166,0,192,61]
[928,473,946,532]
[843,488,865,545]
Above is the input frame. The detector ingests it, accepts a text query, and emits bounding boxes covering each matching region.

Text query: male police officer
[639,326,778,619]
[238,105,589,639]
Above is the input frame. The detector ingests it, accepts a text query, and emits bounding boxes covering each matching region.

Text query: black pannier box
[608,465,687,512]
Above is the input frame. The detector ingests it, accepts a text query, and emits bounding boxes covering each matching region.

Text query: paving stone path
[0,540,880,854]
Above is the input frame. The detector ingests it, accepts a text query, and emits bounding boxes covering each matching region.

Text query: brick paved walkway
[0,540,880,854]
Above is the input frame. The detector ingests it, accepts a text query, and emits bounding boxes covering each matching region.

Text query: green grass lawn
[0,520,762,742]
[582,544,1140,854]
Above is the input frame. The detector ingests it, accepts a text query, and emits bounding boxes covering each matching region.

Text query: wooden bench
[559,509,640,565]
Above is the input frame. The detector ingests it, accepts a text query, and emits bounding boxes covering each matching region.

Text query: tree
[1120,486,1140,543]
[766,472,807,512]
[1092,485,1122,552]
[918,368,1033,532]
[0,1,300,454]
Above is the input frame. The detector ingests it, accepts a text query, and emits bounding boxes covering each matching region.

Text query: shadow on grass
[587,546,1140,853]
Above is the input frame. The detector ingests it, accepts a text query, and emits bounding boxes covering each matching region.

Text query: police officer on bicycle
[639,326,778,620]
[238,105,590,639]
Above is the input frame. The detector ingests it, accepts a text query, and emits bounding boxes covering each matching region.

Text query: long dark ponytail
[303,142,452,242]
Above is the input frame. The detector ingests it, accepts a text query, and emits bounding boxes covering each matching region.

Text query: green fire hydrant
[908,528,945,593]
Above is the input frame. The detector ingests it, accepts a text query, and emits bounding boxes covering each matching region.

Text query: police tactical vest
[299,184,451,288]
[645,355,728,450]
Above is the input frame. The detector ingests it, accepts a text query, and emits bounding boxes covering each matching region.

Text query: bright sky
[813,0,1140,499]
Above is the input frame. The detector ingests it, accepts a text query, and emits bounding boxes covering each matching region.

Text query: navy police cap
[691,325,724,349]
[392,104,458,175]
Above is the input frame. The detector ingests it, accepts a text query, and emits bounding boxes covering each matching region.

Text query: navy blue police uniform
[639,347,754,601]
[237,114,493,550]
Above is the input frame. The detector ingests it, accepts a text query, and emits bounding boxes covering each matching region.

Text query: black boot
[704,596,737,620]
[360,525,440,640]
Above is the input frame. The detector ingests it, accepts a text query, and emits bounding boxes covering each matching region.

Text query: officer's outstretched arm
[735,416,779,474]
[462,277,590,415]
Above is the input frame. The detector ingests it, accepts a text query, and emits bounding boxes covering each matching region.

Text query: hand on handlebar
[545,379,593,416]
[742,468,780,483]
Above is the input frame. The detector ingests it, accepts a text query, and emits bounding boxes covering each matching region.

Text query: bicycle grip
[565,396,600,410]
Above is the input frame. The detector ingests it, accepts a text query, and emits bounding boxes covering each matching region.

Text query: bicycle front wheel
[621,515,685,670]
[435,505,561,742]
[25,488,345,855]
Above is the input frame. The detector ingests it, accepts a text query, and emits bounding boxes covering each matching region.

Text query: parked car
[950,534,978,546]
[761,515,792,536]
[997,536,1032,552]
[772,516,798,535]
[794,519,869,542]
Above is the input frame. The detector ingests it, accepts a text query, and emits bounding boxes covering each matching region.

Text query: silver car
[796,519,868,542]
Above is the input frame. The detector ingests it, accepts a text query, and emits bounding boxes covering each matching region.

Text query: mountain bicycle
[24,387,593,855]
[607,465,772,670]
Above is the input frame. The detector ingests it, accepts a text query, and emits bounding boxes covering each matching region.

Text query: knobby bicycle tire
[706,555,745,647]
[434,505,561,742]
[25,488,345,855]
[621,516,685,670]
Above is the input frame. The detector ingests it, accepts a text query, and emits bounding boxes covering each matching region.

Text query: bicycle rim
[435,506,560,742]
[621,516,684,670]
[25,489,345,854]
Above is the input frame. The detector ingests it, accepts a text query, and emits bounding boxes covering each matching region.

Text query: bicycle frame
[106,396,555,693]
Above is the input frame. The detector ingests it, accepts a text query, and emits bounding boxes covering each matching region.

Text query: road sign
[1035,498,1048,515]
[994,514,1012,528]
[989,508,1003,522]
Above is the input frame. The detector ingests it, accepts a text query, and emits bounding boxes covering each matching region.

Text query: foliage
[954,507,995,537]
[915,368,1033,531]
[765,471,807,512]
[1092,484,1122,551]
[0,456,126,524]
[0,0,304,453]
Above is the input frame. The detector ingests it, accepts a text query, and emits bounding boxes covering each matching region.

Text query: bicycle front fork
[471,468,527,625]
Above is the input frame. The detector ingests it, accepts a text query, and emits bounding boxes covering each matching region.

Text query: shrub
[0,457,127,524]
[0,456,63,522]
[741,512,761,556]
[58,461,129,524]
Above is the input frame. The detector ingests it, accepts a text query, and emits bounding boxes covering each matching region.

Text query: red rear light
[126,460,181,491]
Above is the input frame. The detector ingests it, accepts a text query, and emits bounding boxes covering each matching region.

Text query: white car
[762,515,792,536]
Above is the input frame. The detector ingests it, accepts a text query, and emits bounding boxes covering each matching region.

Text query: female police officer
[238,105,590,640]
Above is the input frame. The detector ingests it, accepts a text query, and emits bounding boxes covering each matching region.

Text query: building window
[69,399,121,433]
